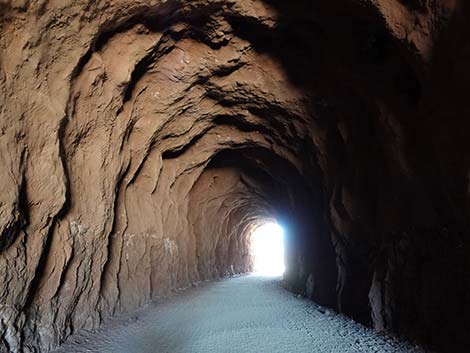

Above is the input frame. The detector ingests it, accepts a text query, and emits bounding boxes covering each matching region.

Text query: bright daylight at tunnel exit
[1,1,468,353]
[250,222,285,276]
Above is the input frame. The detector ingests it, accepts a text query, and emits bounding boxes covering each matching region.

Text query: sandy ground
[53,275,425,353]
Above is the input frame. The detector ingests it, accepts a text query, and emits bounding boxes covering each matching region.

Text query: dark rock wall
[0,1,468,352]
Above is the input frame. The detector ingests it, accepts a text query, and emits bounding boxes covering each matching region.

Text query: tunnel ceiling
[0,1,469,352]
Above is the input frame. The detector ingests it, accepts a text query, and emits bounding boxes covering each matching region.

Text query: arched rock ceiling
[0,0,469,352]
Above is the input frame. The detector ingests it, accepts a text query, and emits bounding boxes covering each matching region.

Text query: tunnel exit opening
[250,222,285,276]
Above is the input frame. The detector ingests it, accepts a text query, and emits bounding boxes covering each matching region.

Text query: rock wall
[0,1,469,352]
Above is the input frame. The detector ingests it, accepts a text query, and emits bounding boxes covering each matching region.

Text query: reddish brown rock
[0,1,469,352]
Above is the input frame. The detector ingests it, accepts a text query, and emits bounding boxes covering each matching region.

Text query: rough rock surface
[52,275,425,353]
[0,1,469,352]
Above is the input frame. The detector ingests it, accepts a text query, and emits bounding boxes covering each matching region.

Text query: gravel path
[54,275,425,353]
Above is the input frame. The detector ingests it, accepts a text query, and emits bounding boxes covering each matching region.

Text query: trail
[54,275,424,353]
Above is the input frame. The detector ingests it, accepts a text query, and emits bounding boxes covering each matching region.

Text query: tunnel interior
[1,0,470,352]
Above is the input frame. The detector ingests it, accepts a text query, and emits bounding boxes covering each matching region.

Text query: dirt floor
[53,275,425,353]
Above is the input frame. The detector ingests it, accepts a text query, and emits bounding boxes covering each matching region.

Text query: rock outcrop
[0,1,469,352]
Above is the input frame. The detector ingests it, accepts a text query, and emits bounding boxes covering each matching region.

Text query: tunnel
[0,0,469,352]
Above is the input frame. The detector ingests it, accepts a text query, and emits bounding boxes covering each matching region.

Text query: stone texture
[0,1,469,352]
